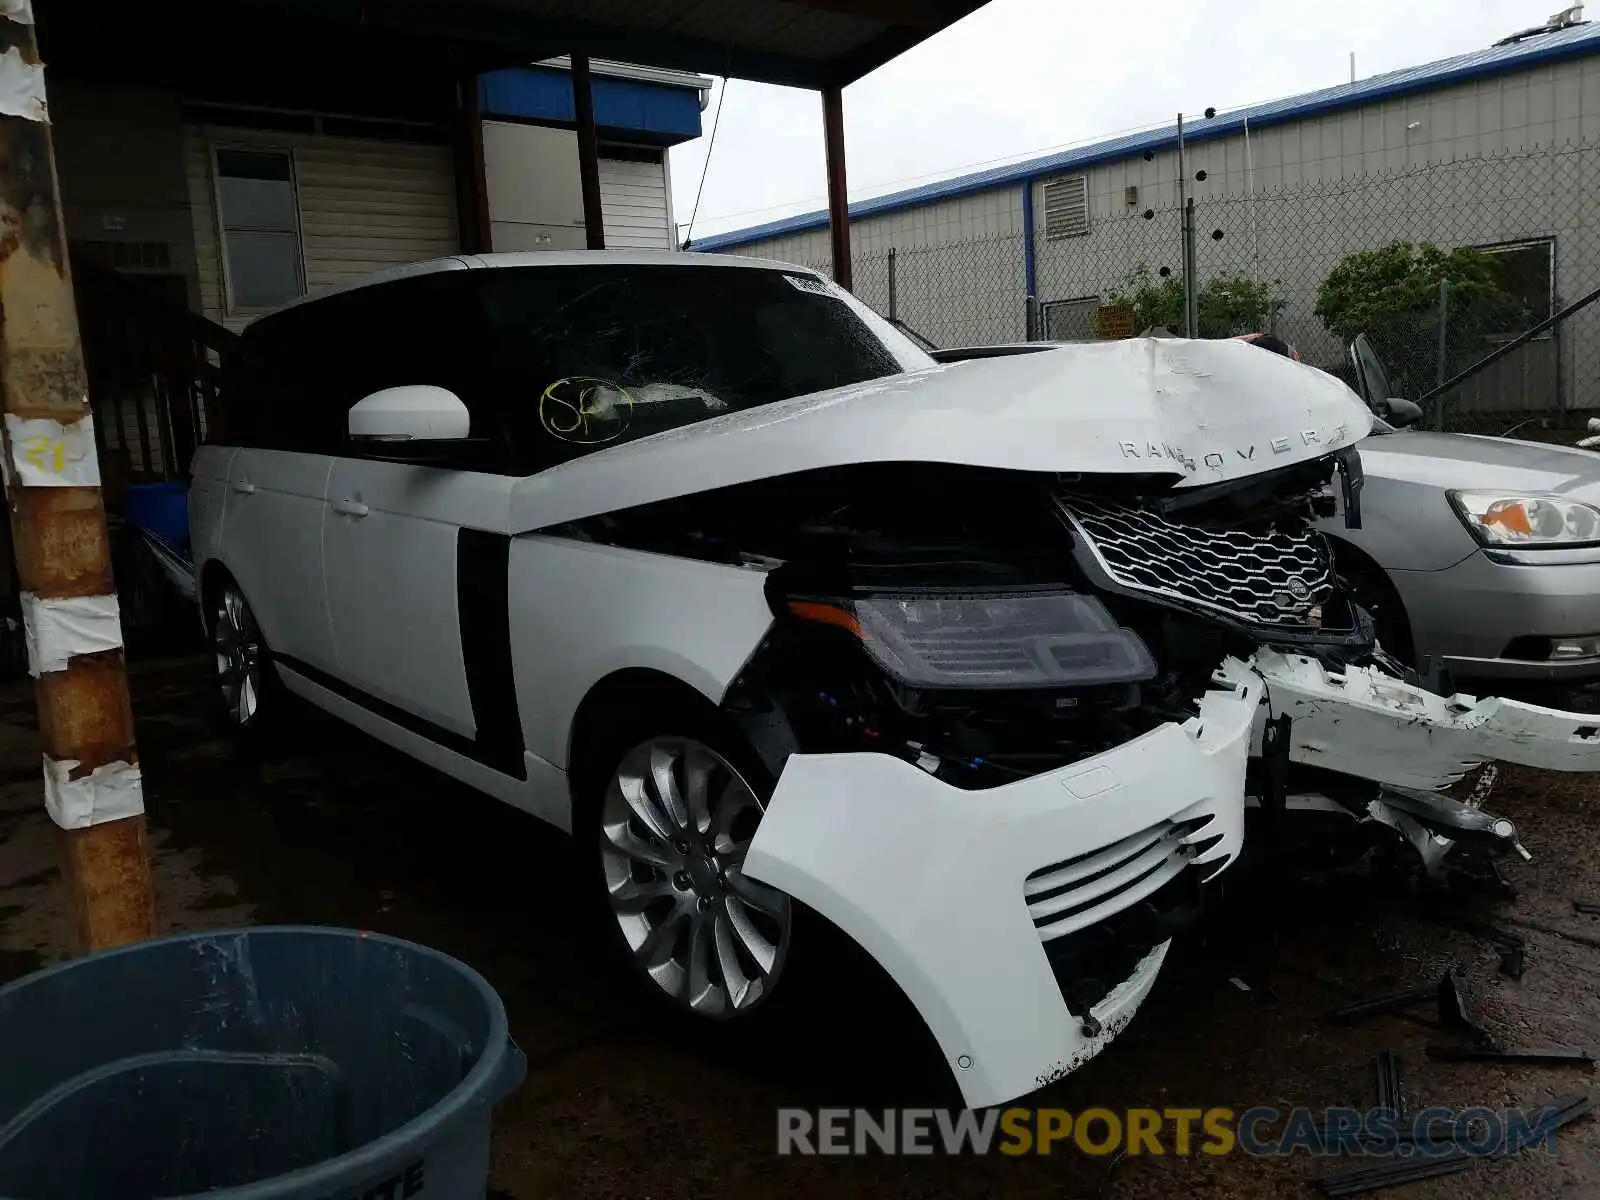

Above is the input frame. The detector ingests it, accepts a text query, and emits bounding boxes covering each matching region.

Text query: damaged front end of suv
[528,336,1369,1105]
[530,330,1600,1110]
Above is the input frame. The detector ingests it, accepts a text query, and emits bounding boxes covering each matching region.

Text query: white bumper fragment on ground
[743,665,1264,1110]
[1237,649,1600,790]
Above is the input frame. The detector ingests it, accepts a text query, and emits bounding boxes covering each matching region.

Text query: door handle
[330,497,370,518]
[230,481,256,495]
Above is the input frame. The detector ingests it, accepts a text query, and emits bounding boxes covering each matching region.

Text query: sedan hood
[509,337,1371,532]
[1359,429,1600,497]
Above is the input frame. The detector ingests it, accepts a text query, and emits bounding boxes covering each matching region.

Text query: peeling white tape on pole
[43,756,143,830]
[4,413,97,486]
[21,592,123,675]
[0,0,34,24]
[0,46,45,122]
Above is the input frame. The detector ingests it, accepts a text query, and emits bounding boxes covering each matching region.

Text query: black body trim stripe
[456,528,526,777]
[275,529,526,780]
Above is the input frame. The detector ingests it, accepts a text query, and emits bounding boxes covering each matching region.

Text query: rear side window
[224,274,481,456]
[226,305,344,453]
[473,265,914,471]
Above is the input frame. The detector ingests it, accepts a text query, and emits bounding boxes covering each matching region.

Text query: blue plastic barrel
[0,926,526,1199]
[121,481,190,548]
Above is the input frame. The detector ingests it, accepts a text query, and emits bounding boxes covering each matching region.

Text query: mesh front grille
[1060,495,1334,627]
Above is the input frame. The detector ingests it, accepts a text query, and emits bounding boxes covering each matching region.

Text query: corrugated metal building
[693,18,1600,408]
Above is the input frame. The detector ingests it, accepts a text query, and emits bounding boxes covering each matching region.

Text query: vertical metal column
[822,84,852,292]
[1183,197,1199,339]
[1176,113,1197,338]
[0,6,156,951]
[1432,278,1451,430]
[886,246,897,322]
[572,54,605,251]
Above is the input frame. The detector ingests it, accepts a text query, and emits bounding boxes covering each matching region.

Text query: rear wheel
[211,580,281,739]
[595,733,792,1019]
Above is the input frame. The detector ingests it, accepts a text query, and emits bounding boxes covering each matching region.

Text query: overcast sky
[671,0,1542,241]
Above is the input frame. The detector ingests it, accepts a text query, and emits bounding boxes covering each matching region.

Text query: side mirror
[1378,396,1423,428]
[348,385,470,442]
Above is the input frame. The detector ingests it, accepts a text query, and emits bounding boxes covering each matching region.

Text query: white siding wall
[186,125,459,329]
[599,155,673,249]
[481,120,676,251]
[483,120,587,252]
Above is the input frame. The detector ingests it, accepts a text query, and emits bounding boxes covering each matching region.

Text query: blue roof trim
[481,66,703,146]
[691,23,1600,250]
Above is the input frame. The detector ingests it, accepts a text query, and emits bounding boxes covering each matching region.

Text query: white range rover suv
[190,251,1600,1109]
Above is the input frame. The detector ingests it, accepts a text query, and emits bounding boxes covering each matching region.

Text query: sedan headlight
[1449,491,1600,547]
[787,590,1156,689]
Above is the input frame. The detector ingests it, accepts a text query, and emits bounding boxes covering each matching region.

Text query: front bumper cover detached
[743,665,1264,1110]
[1233,648,1600,789]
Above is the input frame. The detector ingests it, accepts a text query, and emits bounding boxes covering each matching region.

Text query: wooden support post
[572,54,606,251]
[457,70,492,254]
[822,83,852,291]
[0,8,156,952]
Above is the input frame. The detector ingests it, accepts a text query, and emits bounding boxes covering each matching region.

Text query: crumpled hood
[1360,428,1600,498]
[509,337,1372,532]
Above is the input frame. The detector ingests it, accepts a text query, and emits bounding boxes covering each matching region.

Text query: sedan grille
[1025,817,1214,942]
[1059,495,1334,627]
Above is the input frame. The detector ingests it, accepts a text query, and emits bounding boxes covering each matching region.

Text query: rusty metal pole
[0,6,156,951]
[822,83,852,291]
[571,54,606,251]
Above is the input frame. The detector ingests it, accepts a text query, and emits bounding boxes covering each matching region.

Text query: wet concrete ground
[2,654,1599,1197]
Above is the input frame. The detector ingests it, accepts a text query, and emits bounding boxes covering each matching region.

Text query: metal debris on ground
[1425,1045,1595,1065]
[1319,1092,1596,1195]
[1326,983,1439,1025]
[1491,1091,1595,1160]
[1574,899,1600,917]
[1437,969,1496,1048]
[1318,1150,1476,1196]
[1494,931,1527,980]
[1325,969,1497,1045]
[1374,1050,1407,1120]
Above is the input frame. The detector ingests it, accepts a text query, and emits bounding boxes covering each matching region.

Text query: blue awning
[481,67,702,146]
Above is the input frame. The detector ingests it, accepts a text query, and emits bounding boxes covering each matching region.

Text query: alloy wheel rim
[215,587,262,727]
[599,736,791,1017]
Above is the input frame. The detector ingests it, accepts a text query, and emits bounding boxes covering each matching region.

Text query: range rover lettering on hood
[509,336,1373,534]
[1123,424,1358,472]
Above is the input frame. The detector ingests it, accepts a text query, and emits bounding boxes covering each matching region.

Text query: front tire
[589,727,794,1022]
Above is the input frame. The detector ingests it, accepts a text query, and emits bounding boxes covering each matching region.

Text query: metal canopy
[44,0,987,91]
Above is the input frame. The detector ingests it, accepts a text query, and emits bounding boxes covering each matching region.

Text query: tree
[1313,241,1526,398]
[1106,264,1283,339]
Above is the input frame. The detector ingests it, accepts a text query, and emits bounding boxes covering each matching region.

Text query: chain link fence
[771,138,1600,437]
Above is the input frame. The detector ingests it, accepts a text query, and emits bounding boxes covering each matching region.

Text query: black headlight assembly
[720,574,1184,790]
[784,588,1157,690]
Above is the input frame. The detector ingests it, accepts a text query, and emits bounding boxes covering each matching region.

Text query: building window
[1041,295,1100,340]
[214,147,304,312]
[1477,238,1554,339]
[1042,175,1090,240]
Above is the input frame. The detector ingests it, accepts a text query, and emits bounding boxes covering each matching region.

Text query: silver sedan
[1319,336,1600,692]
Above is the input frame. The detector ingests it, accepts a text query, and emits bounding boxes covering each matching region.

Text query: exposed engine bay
[566,453,1383,795]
